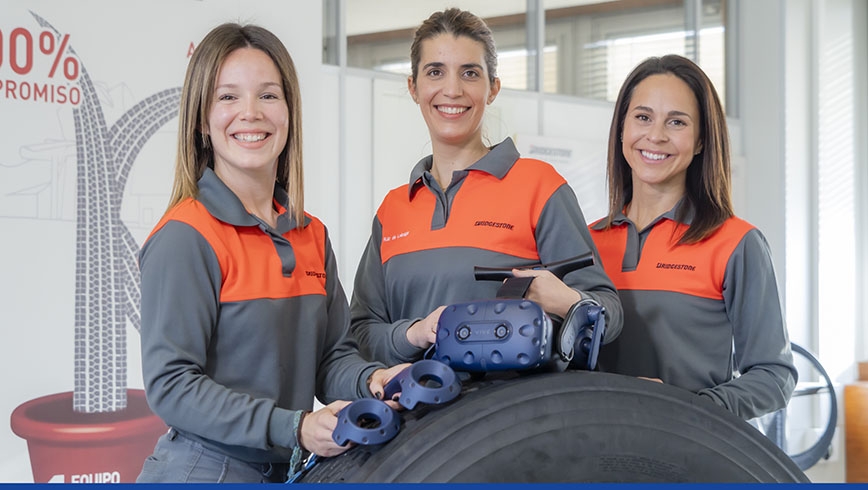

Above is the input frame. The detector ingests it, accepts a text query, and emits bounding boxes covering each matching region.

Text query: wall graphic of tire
[31,12,181,414]
[301,372,808,483]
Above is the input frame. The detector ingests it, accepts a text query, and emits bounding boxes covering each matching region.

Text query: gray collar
[407,137,520,198]
[591,196,693,230]
[196,167,308,232]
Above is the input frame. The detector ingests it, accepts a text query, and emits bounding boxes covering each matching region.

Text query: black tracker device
[472,252,596,282]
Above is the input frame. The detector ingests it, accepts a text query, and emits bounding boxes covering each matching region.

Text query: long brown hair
[169,23,305,226]
[604,54,733,244]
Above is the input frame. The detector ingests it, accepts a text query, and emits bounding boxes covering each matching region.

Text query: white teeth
[641,150,668,161]
[234,133,266,142]
[438,106,467,115]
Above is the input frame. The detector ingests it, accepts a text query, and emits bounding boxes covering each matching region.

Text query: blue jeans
[136,428,290,483]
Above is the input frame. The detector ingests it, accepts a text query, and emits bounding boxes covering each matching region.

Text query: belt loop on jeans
[167,427,178,441]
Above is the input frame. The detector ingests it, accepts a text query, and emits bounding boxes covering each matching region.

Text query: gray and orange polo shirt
[139,168,382,464]
[590,200,797,419]
[350,137,623,365]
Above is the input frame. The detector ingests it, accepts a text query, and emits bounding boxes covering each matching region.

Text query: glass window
[328,0,532,90]
[322,0,340,65]
[323,1,731,109]
[544,0,728,107]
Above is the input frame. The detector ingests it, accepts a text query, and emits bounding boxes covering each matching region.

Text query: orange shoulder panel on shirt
[590,217,755,300]
[152,200,327,302]
[377,159,564,264]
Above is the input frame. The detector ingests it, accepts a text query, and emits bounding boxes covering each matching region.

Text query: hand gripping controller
[381,359,462,409]
[331,360,460,447]
[561,300,607,371]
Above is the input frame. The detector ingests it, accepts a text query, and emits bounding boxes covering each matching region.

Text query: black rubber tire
[300,371,808,483]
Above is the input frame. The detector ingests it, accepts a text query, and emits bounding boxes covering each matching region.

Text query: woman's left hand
[368,363,412,409]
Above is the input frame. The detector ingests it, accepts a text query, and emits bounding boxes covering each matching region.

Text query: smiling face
[621,73,702,195]
[206,47,289,184]
[408,34,500,150]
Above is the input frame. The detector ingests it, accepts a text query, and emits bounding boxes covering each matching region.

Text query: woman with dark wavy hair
[590,54,796,420]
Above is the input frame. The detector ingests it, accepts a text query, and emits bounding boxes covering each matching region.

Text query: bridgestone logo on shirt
[656,262,696,271]
[474,220,514,230]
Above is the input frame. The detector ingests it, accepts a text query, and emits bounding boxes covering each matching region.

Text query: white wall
[857,0,868,365]
[737,1,788,288]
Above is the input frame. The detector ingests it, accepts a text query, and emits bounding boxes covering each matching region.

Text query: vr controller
[331,360,461,447]
[287,361,461,483]
[561,300,607,371]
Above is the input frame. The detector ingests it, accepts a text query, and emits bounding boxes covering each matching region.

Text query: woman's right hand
[511,268,582,318]
[406,305,447,348]
[298,401,354,456]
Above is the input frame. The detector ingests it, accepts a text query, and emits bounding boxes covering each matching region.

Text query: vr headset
[431,254,606,373]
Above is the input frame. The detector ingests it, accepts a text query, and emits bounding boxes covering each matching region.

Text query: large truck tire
[299,371,808,483]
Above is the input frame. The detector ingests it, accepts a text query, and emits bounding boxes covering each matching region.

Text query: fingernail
[392,394,400,402]
[375,391,382,399]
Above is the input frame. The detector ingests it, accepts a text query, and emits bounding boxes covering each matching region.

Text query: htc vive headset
[431,254,606,373]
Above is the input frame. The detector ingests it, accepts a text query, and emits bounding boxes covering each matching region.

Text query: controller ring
[384,359,462,410]
[332,398,401,446]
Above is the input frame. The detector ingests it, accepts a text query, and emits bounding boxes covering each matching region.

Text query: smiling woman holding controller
[349,8,622,367]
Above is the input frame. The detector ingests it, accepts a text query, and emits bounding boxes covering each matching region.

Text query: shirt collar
[591,196,694,230]
[407,137,520,198]
[197,167,308,231]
